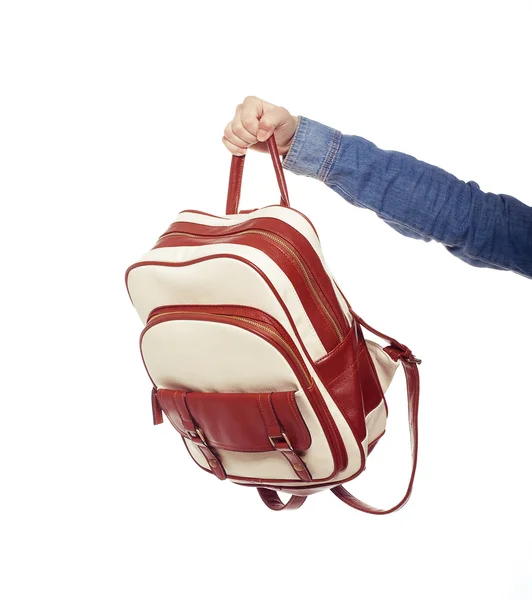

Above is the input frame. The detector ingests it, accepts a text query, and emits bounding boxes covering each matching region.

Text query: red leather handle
[226,134,290,215]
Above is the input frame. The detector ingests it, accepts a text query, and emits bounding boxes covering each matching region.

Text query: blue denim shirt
[281,115,532,279]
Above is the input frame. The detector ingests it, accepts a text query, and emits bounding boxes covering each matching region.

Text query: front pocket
[140,304,346,482]
[153,388,312,481]
[156,389,311,452]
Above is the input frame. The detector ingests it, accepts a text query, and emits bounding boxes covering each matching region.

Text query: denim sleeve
[281,115,532,279]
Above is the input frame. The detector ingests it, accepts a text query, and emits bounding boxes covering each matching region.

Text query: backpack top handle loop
[226,134,290,215]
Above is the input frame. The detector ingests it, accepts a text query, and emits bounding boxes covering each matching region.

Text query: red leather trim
[153,216,349,349]
[177,204,320,238]
[157,216,343,322]
[313,322,367,479]
[156,388,311,453]
[153,234,340,351]
[367,430,385,455]
[175,392,227,480]
[355,321,388,418]
[143,307,314,388]
[147,303,304,344]
[128,255,348,475]
[151,387,163,425]
[314,324,366,442]
[328,285,392,418]
[257,488,307,511]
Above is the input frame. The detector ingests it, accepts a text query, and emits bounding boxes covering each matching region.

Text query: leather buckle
[269,431,293,451]
[392,344,422,365]
[187,427,207,444]
[385,344,422,365]
[403,352,422,364]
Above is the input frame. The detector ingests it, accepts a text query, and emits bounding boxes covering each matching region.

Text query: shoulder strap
[331,309,421,514]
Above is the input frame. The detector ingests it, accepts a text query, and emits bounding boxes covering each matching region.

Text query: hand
[222,96,298,157]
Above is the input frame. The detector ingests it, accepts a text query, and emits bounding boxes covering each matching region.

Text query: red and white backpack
[125,135,421,513]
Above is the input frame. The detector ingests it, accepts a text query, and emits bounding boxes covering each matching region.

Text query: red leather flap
[156,389,311,452]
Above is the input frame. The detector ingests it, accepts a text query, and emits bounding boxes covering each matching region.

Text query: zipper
[147,308,312,387]
[156,229,344,342]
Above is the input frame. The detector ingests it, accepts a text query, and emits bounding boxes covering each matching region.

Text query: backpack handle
[226,134,290,215]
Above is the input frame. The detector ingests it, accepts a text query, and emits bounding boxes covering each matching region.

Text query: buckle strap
[153,388,227,481]
[259,393,312,482]
[382,345,422,365]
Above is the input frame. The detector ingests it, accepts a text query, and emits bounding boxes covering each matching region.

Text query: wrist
[281,115,342,182]
[281,115,302,157]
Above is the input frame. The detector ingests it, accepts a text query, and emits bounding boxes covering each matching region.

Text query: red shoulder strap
[331,310,421,514]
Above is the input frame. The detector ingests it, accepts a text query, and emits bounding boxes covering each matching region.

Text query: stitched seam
[281,115,306,169]
[167,391,187,431]
[286,393,306,437]
[315,327,351,364]
[174,391,194,430]
[258,393,275,431]
[211,442,274,452]
[329,362,360,387]
[234,162,243,210]
[319,129,342,182]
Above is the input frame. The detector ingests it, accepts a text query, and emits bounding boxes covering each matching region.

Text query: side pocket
[354,321,398,450]
[314,321,394,456]
[314,324,366,443]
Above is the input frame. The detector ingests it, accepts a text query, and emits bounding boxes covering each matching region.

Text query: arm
[281,115,532,279]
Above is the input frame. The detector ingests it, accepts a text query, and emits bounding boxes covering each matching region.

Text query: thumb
[256,106,290,142]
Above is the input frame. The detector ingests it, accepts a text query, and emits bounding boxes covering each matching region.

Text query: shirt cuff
[281,115,342,182]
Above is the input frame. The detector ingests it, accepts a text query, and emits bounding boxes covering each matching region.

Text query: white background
[1,1,531,598]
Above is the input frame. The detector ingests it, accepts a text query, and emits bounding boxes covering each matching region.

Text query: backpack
[125,134,421,513]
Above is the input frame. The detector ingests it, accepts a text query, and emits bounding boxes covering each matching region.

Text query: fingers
[255,105,291,142]
[222,102,259,156]
[222,96,293,156]
[221,135,248,156]
[240,95,271,138]
[240,96,288,142]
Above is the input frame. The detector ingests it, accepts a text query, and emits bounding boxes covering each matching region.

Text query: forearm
[282,115,532,279]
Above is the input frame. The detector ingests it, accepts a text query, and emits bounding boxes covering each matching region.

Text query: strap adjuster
[403,354,422,365]
[186,426,207,445]
[269,431,293,450]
